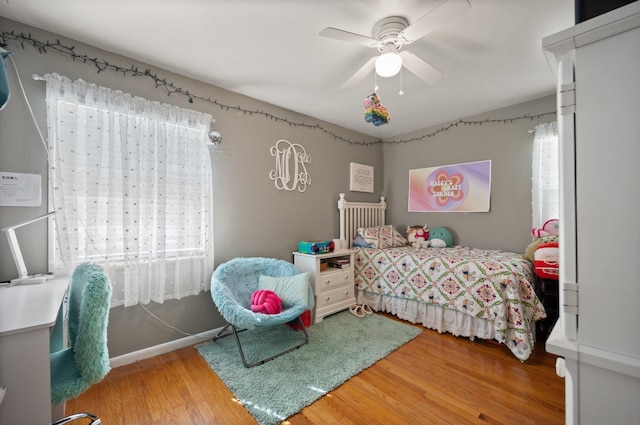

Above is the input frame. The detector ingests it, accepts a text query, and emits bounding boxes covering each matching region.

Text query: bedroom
[0,0,591,423]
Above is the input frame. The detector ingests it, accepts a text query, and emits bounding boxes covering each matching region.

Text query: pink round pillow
[250,289,282,314]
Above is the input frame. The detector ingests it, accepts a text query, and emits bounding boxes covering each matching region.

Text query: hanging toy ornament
[363,92,390,126]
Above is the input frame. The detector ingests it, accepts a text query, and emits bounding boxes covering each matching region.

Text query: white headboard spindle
[338,193,386,248]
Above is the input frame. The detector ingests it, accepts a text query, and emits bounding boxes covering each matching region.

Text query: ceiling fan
[319,0,470,90]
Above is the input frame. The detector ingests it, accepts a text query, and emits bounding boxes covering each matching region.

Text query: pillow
[250,289,282,314]
[357,225,407,249]
[390,228,407,247]
[352,235,372,248]
[258,271,310,308]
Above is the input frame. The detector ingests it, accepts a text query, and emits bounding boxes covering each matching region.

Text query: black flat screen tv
[576,0,637,23]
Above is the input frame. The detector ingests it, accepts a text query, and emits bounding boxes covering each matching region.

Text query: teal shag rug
[196,310,422,425]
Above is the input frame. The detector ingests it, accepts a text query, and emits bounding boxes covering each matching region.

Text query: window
[45,73,214,307]
[531,121,559,229]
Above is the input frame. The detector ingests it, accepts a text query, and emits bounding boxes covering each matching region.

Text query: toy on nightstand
[407,225,430,249]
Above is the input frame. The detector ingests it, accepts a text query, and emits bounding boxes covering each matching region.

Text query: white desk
[0,278,69,425]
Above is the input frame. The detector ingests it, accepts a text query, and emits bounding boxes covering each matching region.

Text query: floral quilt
[354,246,547,360]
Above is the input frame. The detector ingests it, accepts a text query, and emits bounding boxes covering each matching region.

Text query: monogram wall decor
[269,139,311,192]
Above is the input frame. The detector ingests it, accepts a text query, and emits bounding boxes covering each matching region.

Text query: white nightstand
[293,249,356,324]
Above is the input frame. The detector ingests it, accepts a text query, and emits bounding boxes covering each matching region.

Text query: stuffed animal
[525,234,558,262]
[534,241,559,280]
[363,92,390,126]
[525,219,560,262]
[532,218,559,238]
[428,226,453,248]
[407,225,430,249]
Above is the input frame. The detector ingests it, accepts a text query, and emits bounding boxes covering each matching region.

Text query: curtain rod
[32,74,45,81]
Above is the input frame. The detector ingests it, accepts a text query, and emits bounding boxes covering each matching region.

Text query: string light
[1,31,556,146]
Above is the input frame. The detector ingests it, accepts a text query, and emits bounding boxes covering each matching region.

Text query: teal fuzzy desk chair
[50,263,112,425]
[211,257,314,368]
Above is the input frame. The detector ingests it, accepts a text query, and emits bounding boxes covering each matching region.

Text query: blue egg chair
[210,257,314,368]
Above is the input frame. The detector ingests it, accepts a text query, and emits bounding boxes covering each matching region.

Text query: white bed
[338,194,547,362]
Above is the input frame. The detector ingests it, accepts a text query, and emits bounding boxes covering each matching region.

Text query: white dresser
[293,249,356,324]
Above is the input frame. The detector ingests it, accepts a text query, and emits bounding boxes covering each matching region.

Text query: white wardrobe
[542,2,640,424]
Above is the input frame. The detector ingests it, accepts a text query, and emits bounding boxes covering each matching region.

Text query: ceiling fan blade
[319,27,379,48]
[399,0,471,44]
[399,51,443,85]
[340,56,377,90]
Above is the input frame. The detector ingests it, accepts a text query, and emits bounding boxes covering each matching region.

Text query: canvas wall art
[408,160,491,212]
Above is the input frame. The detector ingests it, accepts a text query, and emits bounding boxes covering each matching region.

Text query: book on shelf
[327,258,349,264]
[327,259,350,269]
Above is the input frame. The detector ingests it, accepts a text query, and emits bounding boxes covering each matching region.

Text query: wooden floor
[67,315,565,424]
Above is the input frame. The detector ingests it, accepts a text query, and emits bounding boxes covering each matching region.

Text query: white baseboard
[109,326,224,368]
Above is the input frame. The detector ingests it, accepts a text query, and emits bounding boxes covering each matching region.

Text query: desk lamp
[2,211,55,285]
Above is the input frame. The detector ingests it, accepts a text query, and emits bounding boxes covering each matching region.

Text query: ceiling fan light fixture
[375,52,402,77]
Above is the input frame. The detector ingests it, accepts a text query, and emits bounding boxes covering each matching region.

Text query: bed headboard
[338,193,386,248]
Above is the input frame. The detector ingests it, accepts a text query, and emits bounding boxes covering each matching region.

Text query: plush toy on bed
[407,225,430,249]
[428,226,453,248]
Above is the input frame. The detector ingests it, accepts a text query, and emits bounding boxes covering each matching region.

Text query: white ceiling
[0,0,574,139]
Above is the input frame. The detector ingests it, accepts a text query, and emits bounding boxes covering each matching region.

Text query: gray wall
[382,95,556,253]
[0,18,555,357]
[0,19,382,356]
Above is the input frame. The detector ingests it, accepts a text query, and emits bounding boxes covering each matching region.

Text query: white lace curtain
[531,121,559,229]
[45,73,214,307]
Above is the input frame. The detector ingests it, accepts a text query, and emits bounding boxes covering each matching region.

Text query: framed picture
[0,172,42,207]
[350,162,374,193]
[408,160,491,212]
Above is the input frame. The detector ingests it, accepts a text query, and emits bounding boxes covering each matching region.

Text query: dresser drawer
[316,285,354,309]
[316,270,351,293]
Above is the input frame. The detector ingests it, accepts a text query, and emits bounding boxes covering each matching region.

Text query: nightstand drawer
[316,270,350,292]
[316,285,354,308]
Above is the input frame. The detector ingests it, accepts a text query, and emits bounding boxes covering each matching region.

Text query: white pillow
[257,272,310,308]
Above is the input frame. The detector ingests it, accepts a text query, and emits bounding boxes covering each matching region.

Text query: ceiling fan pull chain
[399,68,404,96]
